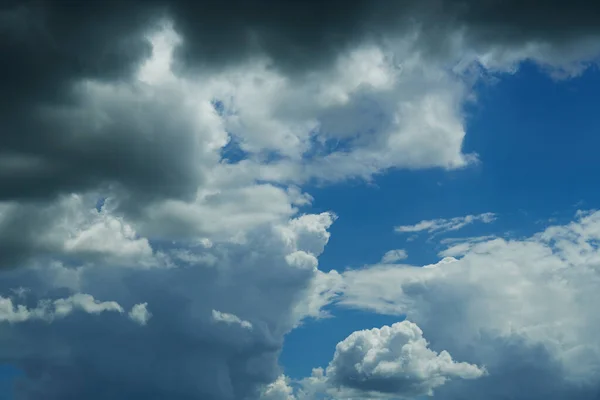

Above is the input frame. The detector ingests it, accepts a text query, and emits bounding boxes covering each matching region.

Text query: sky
[2,1,600,399]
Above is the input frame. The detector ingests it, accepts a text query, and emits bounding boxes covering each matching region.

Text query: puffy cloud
[260,375,296,400]
[129,302,152,326]
[333,211,600,399]
[380,249,408,263]
[0,194,168,269]
[325,321,484,398]
[274,321,483,400]
[394,212,496,236]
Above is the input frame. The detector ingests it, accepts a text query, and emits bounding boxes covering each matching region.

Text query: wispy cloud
[212,310,253,330]
[380,249,408,263]
[395,213,496,236]
[440,235,498,245]
[439,235,499,258]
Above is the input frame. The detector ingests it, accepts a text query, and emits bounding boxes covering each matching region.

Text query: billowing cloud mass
[0,1,600,399]
[332,211,600,399]
[320,321,485,398]
[0,209,336,400]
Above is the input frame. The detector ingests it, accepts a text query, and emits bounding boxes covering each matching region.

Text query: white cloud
[323,321,485,398]
[128,303,152,326]
[380,249,408,263]
[439,235,499,258]
[394,212,496,235]
[0,194,168,269]
[212,309,253,330]
[0,293,124,324]
[272,321,484,400]
[292,270,343,322]
[260,375,297,400]
[332,211,600,398]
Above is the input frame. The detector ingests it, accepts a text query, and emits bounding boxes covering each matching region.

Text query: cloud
[1,2,600,399]
[380,249,408,263]
[0,207,336,400]
[323,321,485,398]
[0,293,124,323]
[212,310,253,330]
[260,375,296,400]
[274,321,484,400]
[128,303,152,326]
[3,1,600,211]
[439,235,499,257]
[395,212,496,236]
[0,194,169,269]
[332,211,600,399]
[0,21,479,270]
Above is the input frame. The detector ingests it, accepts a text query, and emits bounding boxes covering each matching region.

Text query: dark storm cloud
[145,0,600,75]
[0,0,165,202]
[4,0,600,100]
[0,221,320,400]
[448,0,600,45]
[2,0,600,203]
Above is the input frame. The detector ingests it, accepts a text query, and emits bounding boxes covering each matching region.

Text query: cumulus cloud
[273,321,484,400]
[325,321,484,398]
[333,211,600,399]
[0,194,169,269]
[260,375,296,400]
[129,302,152,326]
[395,212,496,236]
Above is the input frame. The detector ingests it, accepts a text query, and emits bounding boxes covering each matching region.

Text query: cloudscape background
[2,1,600,399]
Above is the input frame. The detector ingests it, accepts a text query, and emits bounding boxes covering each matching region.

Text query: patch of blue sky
[279,62,600,381]
[219,134,251,164]
[0,364,22,400]
[95,196,106,212]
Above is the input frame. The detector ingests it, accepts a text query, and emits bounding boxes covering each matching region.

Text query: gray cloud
[2,0,600,204]
[0,212,335,400]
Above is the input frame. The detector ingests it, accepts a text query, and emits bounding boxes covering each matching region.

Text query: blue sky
[279,62,600,380]
[3,3,600,400]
